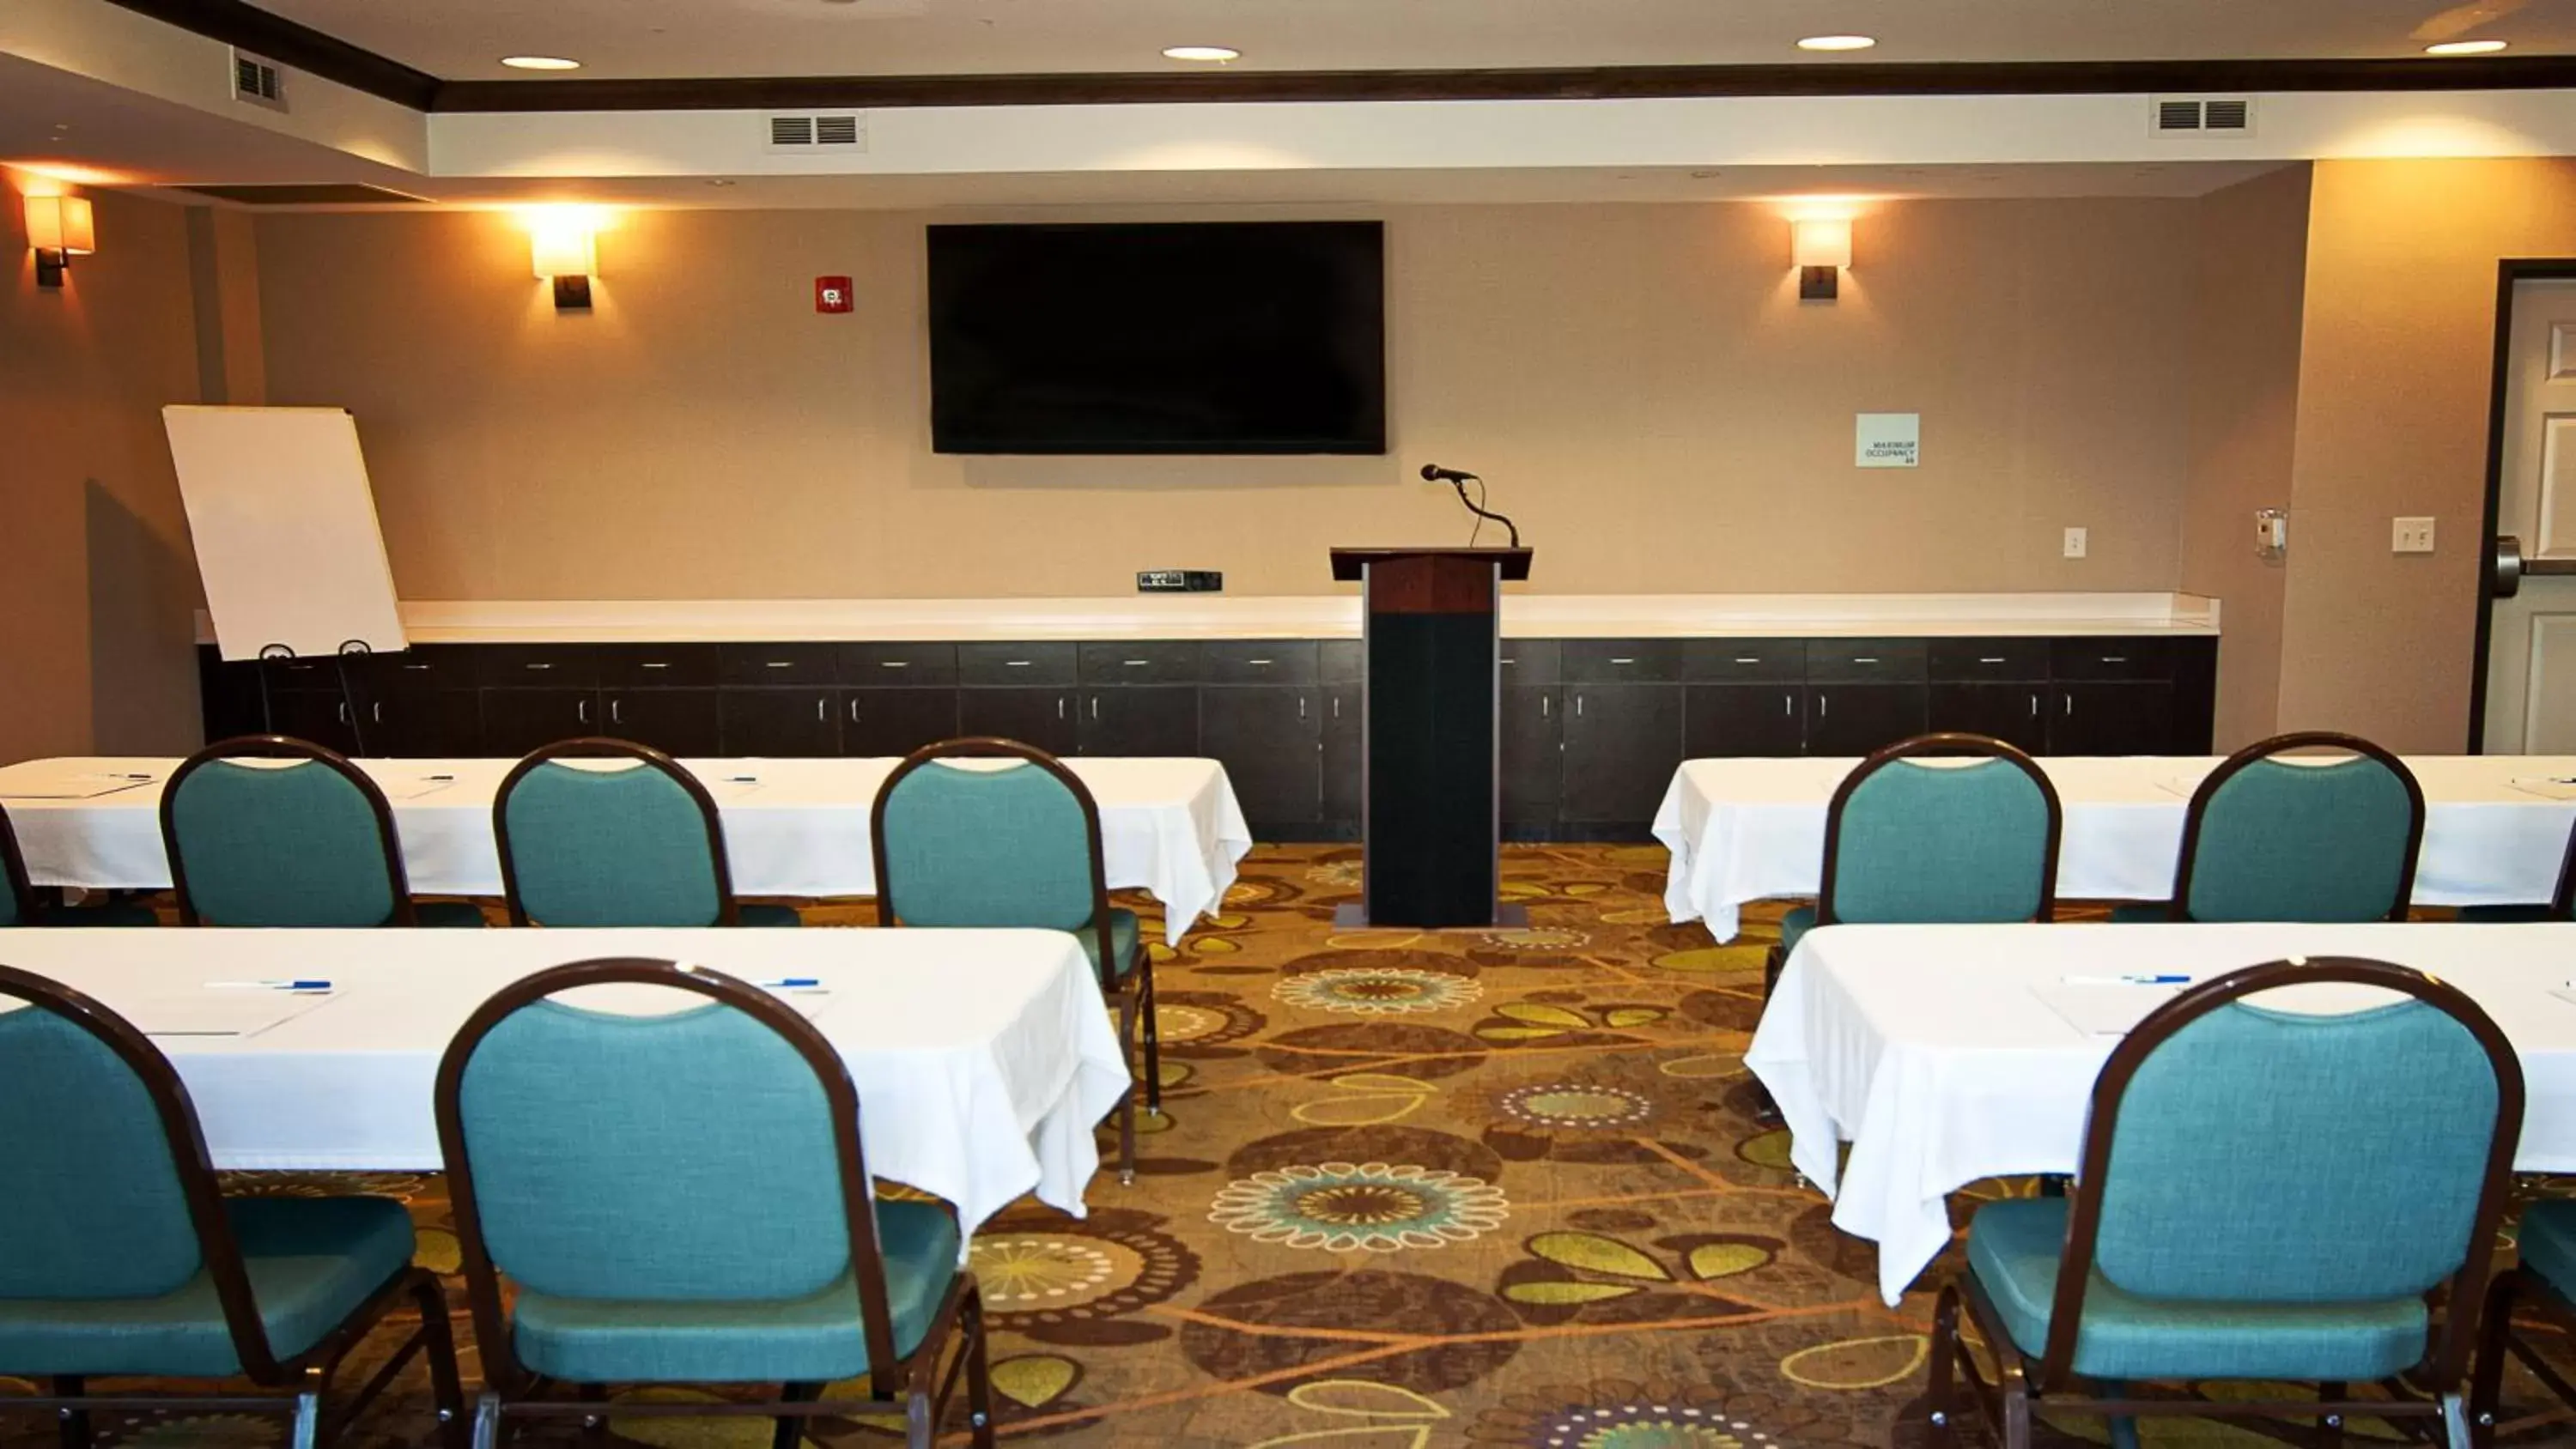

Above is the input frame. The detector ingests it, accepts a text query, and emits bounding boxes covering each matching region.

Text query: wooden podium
[1329,546,1534,927]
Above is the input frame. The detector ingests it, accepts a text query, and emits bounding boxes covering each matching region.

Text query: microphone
[1418,463,1521,549]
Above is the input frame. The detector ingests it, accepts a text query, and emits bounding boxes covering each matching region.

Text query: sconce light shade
[26,195,95,288]
[529,218,598,310]
[1792,217,1851,301]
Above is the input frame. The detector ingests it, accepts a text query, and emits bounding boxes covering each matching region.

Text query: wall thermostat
[815,276,854,313]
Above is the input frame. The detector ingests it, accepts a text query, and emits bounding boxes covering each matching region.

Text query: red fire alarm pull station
[815,276,854,313]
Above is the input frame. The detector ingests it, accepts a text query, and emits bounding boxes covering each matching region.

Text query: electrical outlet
[2392,517,2436,555]
[2063,527,2088,560]
[1137,569,1223,593]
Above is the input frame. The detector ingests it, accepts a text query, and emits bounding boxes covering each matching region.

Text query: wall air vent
[233,51,287,112]
[2151,95,2254,136]
[764,113,868,153]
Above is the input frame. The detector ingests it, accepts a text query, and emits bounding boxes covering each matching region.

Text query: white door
[2484,280,2576,753]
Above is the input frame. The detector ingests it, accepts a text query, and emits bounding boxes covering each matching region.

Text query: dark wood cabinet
[1201,686,1321,829]
[378,691,483,757]
[1805,683,1929,757]
[481,689,598,757]
[268,690,361,755]
[1929,682,2049,755]
[1561,684,1683,824]
[958,687,1078,755]
[1685,683,1804,758]
[1500,685,1563,834]
[603,689,721,757]
[841,689,958,758]
[1079,687,1200,758]
[2048,682,2175,756]
[719,690,838,757]
[1321,683,1364,830]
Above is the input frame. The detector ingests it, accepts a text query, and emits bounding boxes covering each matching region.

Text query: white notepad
[129,991,339,1039]
[2031,982,2181,1037]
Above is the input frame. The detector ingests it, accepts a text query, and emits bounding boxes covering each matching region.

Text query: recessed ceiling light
[500,55,581,70]
[1796,34,1877,52]
[1162,45,1241,62]
[2424,38,2508,54]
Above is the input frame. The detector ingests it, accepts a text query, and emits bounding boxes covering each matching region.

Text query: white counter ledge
[199,592,2220,645]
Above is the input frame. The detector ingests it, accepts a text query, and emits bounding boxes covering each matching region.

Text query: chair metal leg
[963,1288,997,1449]
[470,1392,502,1449]
[289,1391,322,1449]
[1115,990,1139,1185]
[1924,1286,1959,1445]
[2105,1400,2140,1449]
[1139,961,1163,1114]
[52,1376,87,1449]
[772,1382,818,1449]
[2470,1270,2518,1449]
[2001,1378,2033,1449]
[2442,1391,2473,1449]
[2318,1380,2347,1449]
[904,1390,934,1449]
[410,1270,471,1449]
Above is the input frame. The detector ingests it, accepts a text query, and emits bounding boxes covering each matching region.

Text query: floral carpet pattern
[7,844,2574,1447]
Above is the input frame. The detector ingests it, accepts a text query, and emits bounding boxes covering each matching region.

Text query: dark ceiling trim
[433,55,2576,112]
[100,0,439,110]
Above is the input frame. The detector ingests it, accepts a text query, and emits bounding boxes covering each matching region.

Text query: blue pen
[207,979,333,991]
[759,978,822,990]
[2063,973,2190,986]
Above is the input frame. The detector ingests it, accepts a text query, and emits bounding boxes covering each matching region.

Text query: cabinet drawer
[1202,641,1317,684]
[1929,638,2050,682]
[598,644,720,688]
[958,642,1079,687]
[1683,640,1803,682]
[1804,639,1928,682]
[478,645,598,688]
[839,642,957,686]
[1561,640,1686,682]
[1498,640,1562,685]
[1080,640,1202,684]
[1319,640,1365,684]
[257,657,344,692]
[364,646,479,693]
[720,642,840,686]
[2049,638,2175,681]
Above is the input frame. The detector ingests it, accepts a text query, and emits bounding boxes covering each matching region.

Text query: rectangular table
[0,926,1130,1238]
[1655,754,2576,941]
[0,755,1254,947]
[1747,919,2576,1305]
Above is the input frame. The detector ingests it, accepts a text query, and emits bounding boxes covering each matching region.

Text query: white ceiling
[252,0,2568,81]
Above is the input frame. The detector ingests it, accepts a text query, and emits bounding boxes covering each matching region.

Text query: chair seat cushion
[1966,1199,2427,1383]
[1778,905,1816,961]
[414,900,489,929]
[0,1196,416,1377]
[738,903,803,929]
[2518,1202,2576,1300]
[2458,903,2559,924]
[508,1199,960,1384]
[2107,902,2173,924]
[1073,908,1142,982]
[37,901,161,928]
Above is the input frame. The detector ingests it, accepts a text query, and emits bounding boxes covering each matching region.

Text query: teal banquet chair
[1,801,155,927]
[493,738,799,927]
[161,737,484,928]
[0,962,465,1449]
[1766,732,2063,996]
[2117,731,2424,923]
[1927,956,2522,1448]
[434,957,994,1449]
[871,737,1156,1183]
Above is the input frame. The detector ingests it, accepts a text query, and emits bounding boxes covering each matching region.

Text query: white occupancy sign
[164,406,407,663]
[1856,412,1920,469]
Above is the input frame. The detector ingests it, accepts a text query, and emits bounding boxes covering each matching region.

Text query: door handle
[2064,694,2074,716]
[1091,696,1100,720]
[1783,694,1793,716]
[1297,695,1306,719]
[2029,694,2038,717]
[611,699,623,725]
[1058,696,1066,719]
[372,701,382,724]
[1333,696,1341,719]
[1541,694,1550,717]
[578,699,589,724]
[1820,694,1829,717]
[1576,694,1584,716]
[849,698,860,724]
[817,696,826,722]
[337,701,349,724]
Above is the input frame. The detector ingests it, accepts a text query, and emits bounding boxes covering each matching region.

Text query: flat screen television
[927,221,1386,456]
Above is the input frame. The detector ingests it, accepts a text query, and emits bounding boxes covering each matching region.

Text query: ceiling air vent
[2151,95,2254,136]
[233,50,287,112]
[763,113,868,154]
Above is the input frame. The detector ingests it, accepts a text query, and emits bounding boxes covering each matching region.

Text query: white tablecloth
[0,756,1254,947]
[1747,919,2576,1305]
[0,926,1130,1237]
[1654,754,2576,942]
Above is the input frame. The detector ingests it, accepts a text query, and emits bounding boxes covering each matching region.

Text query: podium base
[1332,903,1529,930]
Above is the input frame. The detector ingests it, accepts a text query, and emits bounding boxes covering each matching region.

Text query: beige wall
[0,171,205,765]
[2181,167,2311,750]
[252,198,2202,600]
[2279,159,2576,753]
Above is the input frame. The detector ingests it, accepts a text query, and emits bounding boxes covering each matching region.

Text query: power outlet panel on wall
[1138,570,1223,592]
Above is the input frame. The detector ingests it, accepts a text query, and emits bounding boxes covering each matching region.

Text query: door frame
[2469,260,2576,752]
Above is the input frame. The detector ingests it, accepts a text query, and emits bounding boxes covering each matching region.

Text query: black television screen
[927,221,1386,456]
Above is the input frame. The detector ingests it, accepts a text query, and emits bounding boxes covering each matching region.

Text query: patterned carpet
[6,844,2574,1447]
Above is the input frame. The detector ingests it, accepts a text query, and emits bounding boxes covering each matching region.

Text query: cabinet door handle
[1609,657,1635,666]
[2029,694,2039,717]
[2101,656,2127,664]
[1735,656,1760,665]
[612,700,623,725]
[337,701,349,724]
[1248,658,1272,667]
[1851,656,1878,664]
[1091,696,1100,720]
[849,698,860,724]
[1007,660,1033,668]
[524,663,551,671]
[766,660,794,670]
[1333,696,1341,719]
[578,699,589,724]
[1576,694,1584,716]
[1297,695,1306,719]
[1820,694,1829,717]
[1058,696,1067,719]
[1123,659,1150,668]
[1542,694,1551,717]
[1978,656,2006,664]
[879,660,908,669]
[2065,694,2074,716]
[641,661,669,670]
[1784,694,1793,716]
[817,697,826,722]
[372,701,383,724]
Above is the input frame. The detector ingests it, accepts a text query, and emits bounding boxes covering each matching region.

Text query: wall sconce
[529,217,597,310]
[26,195,95,289]
[1793,217,1852,301]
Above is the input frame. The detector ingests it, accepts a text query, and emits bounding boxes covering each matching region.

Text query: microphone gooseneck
[1419,463,1521,549]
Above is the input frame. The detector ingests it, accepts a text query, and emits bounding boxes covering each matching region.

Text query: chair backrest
[2043,956,2521,1392]
[161,736,416,928]
[871,738,1111,962]
[434,958,899,1392]
[2171,731,2424,923]
[0,803,33,927]
[0,964,276,1367]
[494,740,738,928]
[1818,733,2062,927]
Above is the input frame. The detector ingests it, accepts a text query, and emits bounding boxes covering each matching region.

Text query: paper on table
[382,778,457,801]
[0,776,156,801]
[2511,777,2576,801]
[2031,982,2180,1037]
[2153,774,2203,799]
[128,991,339,1039]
